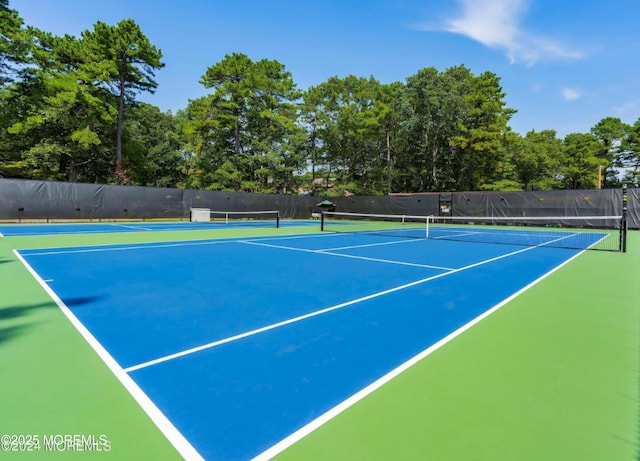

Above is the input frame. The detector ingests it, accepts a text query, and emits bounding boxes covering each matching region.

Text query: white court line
[0,229,122,237]
[253,243,589,461]
[124,238,563,373]
[319,238,422,252]
[589,233,610,248]
[110,223,154,231]
[19,232,335,256]
[240,240,455,271]
[13,250,204,461]
[432,232,479,240]
[243,232,345,243]
[317,250,455,271]
[21,239,234,256]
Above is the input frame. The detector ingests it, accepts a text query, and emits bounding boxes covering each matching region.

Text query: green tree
[394,66,514,192]
[395,67,463,192]
[4,30,115,181]
[199,52,253,166]
[561,132,603,189]
[0,1,31,177]
[304,75,389,195]
[178,95,226,189]
[590,116,629,187]
[376,81,403,194]
[450,70,516,190]
[244,57,305,193]
[82,19,164,183]
[620,118,640,186]
[299,84,329,194]
[124,103,185,187]
[3,20,168,184]
[186,53,302,192]
[509,129,564,190]
[337,76,386,194]
[0,0,30,85]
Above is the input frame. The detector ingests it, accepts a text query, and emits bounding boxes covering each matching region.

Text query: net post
[276,211,280,228]
[320,212,325,232]
[621,184,628,252]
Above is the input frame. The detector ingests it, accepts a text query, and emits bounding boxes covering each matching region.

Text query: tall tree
[188,53,302,192]
[82,19,164,183]
[0,0,30,177]
[394,65,515,192]
[305,75,389,194]
[299,84,329,194]
[450,70,515,190]
[243,57,304,193]
[561,132,602,189]
[590,117,628,187]
[124,103,185,187]
[396,67,460,192]
[0,0,29,85]
[376,81,403,194]
[508,129,564,190]
[199,52,253,165]
[620,118,640,186]
[5,30,116,181]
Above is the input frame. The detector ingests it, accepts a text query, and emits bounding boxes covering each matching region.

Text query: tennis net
[320,211,625,251]
[190,208,280,228]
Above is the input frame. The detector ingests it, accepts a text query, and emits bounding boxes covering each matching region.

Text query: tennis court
[0,217,314,237]
[1,219,638,460]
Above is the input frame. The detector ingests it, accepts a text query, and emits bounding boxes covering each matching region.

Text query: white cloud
[561,87,583,101]
[439,0,584,65]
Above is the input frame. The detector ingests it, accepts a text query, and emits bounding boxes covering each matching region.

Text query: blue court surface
[17,231,584,460]
[0,219,315,236]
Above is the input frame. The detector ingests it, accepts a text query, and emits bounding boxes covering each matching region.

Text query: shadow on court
[64,295,105,307]
[0,301,55,346]
[0,302,55,322]
[0,323,32,346]
[0,292,104,346]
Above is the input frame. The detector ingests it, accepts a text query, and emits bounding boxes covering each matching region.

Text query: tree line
[1,1,639,195]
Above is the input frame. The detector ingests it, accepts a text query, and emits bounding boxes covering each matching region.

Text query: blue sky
[11,0,640,137]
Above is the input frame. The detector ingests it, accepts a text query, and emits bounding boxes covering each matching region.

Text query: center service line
[240,239,455,271]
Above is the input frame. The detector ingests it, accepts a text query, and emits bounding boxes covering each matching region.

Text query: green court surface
[1,227,638,460]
